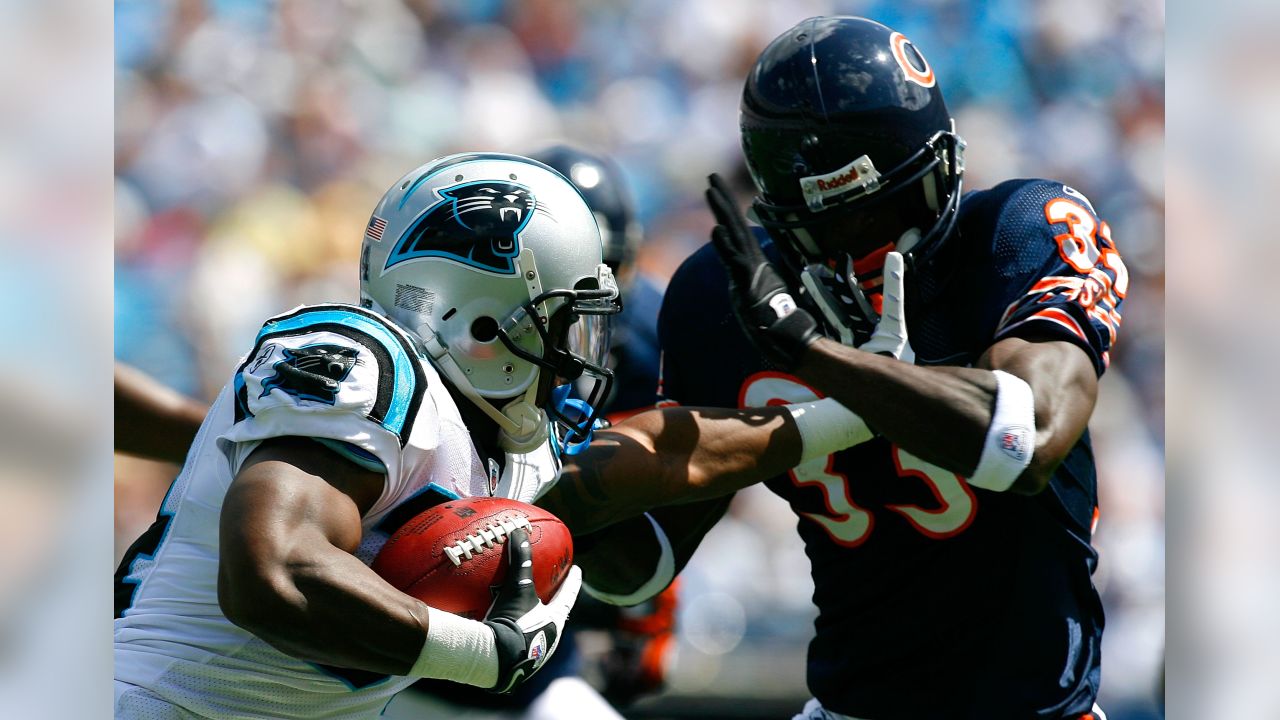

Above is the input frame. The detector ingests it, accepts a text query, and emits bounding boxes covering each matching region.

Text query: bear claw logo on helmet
[384,181,541,275]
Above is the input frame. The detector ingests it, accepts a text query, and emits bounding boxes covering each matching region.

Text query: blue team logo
[260,344,360,405]
[385,181,537,275]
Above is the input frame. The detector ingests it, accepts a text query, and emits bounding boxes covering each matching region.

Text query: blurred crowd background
[113,0,1165,717]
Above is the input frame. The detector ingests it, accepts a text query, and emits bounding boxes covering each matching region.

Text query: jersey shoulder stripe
[233,304,427,444]
[962,179,1127,376]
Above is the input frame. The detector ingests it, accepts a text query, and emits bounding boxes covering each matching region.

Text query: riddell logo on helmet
[800,155,881,211]
[816,168,860,192]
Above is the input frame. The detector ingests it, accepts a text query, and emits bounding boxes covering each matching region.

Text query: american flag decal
[365,216,387,242]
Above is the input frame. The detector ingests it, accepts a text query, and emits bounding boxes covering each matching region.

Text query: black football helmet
[530,144,643,275]
[740,16,965,341]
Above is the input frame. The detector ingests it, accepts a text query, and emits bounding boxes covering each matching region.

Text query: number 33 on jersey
[740,372,977,546]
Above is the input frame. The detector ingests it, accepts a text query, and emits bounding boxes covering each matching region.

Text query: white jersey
[114,303,560,720]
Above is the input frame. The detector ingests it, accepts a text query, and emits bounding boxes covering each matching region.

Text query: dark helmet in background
[740,16,965,338]
[530,144,644,276]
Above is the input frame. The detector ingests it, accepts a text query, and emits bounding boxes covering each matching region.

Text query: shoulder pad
[231,304,428,444]
[979,182,1128,374]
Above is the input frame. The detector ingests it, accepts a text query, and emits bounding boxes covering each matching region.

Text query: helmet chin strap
[416,326,550,453]
[494,395,550,453]
[365,298,548,451]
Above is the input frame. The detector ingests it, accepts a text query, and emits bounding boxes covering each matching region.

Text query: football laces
[443,516,532,566]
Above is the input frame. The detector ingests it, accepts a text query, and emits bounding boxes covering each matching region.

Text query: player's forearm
[114,364,207,464]
[219,543,430,674]
[675,406,802,498]
[797,339,994,476]
[542,407,799,535]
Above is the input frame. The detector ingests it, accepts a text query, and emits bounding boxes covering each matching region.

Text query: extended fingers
[548,565,582,618]
[505,527,535,591]
[880,252,906,325]
[706,173,753,240]
[710,226,758,289]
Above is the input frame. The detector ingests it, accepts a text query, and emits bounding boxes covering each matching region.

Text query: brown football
[372,496,573,620]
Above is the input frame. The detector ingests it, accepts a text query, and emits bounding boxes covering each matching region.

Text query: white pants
[115,680,201,719]
[524,676,625,720]
[791,697,1109,720]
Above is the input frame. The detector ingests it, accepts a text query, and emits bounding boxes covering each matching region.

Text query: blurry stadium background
[114,1,1165,718]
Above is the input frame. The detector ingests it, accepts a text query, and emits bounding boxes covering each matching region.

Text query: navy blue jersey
[658,179,1126,719]
[604,272,664,415]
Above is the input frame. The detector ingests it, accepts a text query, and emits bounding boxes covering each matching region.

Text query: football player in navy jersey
[658,17,1127,720]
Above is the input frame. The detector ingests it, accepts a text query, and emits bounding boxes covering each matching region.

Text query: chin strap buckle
[419,326,450,360]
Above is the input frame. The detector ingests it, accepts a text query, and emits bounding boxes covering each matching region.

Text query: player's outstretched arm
[740,289,1096,497]
[539,402,865,536]
[797,330,1096,495]
[115,362,208,464]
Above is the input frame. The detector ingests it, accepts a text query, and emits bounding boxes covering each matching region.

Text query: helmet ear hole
[471,316,500,343]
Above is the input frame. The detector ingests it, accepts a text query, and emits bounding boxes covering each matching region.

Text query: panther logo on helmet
[362,153,622,453]
[384,181,538,275]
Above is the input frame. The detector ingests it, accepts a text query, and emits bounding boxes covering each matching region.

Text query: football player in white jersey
[115,153,871,719]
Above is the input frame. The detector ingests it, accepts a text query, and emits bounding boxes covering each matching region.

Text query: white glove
[857,251,914,363]
[483,528,582,694]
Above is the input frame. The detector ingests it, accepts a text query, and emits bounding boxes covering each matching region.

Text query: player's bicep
[220,437,382,588]
[977,334,1097,485]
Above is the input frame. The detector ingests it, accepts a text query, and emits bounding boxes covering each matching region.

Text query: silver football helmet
[360,152,621,452]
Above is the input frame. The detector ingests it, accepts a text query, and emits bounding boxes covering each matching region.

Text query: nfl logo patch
[999,427,1030,462]
[528,630,548,663]
[1001,432,1021,453]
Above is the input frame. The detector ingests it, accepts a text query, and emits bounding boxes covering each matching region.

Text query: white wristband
[968,370,1036,492]
[409,606,499,688]
[786,398,874,465]
[582,513,675,607]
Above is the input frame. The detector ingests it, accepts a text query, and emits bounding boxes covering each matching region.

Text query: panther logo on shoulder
[384,181,542,275]
[260,344,360,405]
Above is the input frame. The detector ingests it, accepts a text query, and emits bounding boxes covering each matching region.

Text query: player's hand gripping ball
[372,497,574,620]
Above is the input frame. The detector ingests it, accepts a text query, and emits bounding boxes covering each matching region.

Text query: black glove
[483,528,582,694]
[706,173,822,370]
